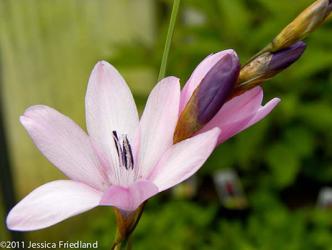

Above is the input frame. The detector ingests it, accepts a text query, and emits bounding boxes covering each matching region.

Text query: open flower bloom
[7,50,279,232]
[7,61,221,231]
[180,50,280,145]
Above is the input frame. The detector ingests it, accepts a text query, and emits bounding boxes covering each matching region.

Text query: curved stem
[158,0,181,81]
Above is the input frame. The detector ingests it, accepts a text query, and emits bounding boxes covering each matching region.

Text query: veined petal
[85,61,139,176]
[100,180,158,211]
[20,105,107,190]
[180,50,236,112]
[198,87,280,144]
[137,77,180,178]
[6,180,102,231]
[149,128,220,192]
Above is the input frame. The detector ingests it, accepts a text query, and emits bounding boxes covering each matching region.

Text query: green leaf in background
[234,121,268,169]
[216,0,251,43]
[283,127,315,158]
[298,102,332,134]
[266,143,301,188]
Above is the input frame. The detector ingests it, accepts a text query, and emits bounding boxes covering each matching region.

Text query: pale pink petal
[215,98,280,144]
[100,180,158,211]
[180,50,237,112]
[85,61,139,177]
[214,86,264,120]
[137,77,180,178]
[242,98,281,130]
[149,128,220,192]
[7,181,102,231]
[211,116,254,144]
[198,87,280,144]
[20,105,107,190]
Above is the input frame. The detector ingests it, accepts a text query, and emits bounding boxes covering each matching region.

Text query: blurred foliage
[0,194,9,240]
[83,197,332,250]
[1,0,332,248]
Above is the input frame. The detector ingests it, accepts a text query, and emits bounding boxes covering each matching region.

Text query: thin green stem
[111,236,131,250]
[111,204,145,250]
[158,0,181,81]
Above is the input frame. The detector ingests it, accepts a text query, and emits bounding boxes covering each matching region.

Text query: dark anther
[112,131,134,170]
[124,136,134,170]
[112,131,120,157]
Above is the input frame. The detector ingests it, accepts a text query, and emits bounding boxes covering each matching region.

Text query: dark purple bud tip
[269,41,306,72]
[197,51,240,124]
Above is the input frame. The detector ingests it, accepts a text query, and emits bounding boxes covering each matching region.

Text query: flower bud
[174,52,240,143]
[234,41,306,95]
[270,0,330,52]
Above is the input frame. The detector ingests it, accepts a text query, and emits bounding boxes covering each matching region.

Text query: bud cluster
[174,0,331,142]
[233,0,331,95]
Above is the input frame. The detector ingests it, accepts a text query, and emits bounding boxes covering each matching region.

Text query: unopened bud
[174,52,240,143]
[270,0,330,52]
[234,41,306,95]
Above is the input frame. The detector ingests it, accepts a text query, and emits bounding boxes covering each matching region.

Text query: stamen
[122,139,128,169]
[112,131,134,170]
[112,131,123,167]
[123,136,134,170]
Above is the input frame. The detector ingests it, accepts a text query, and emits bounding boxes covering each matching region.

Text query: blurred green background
[1,0,332,249]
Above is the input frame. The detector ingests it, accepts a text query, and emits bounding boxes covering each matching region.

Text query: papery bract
[262,0,331,52]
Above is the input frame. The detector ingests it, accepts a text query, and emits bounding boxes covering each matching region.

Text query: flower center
[112,131,134,170]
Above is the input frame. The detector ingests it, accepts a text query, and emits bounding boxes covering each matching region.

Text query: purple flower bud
[197,53,240,124]
[174,51,240,142]
[236,41,306,95]
[268,41,306,72]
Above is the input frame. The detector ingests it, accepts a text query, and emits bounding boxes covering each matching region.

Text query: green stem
[158,0,181,81]
[111,205,145,250]
[112,236,131,250]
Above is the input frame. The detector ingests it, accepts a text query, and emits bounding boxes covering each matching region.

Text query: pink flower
[7,61,221,231]
[180,50,280,145]
[7,50,279,232]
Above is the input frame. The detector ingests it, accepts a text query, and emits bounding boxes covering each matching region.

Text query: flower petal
[215,86,264,120]
[137,77,180,178]
[7,180,102,231]
[243,98,281,130]
[20,105,107,190]
[198,87,280,144]
[100,180,158,211]
[149,128,220,192]
[180,50,236,112]
[85,61,139,175]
